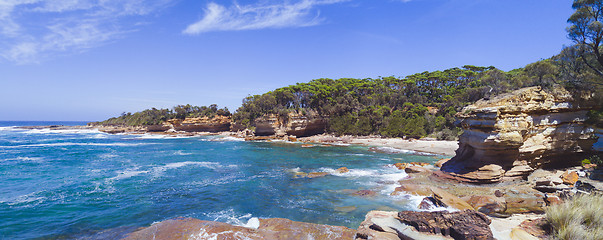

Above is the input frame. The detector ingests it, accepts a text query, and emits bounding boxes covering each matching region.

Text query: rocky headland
[441,86,600,184]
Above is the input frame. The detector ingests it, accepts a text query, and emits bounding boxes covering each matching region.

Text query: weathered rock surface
[125,217,356,240]
[167,116,231,132]
[391,184,474,211]
[355,210,494,240]
[442,86,598,183]
[254,111,327,137]
[463,195,506,216]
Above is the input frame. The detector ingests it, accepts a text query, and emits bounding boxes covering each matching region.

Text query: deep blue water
[0,121,445,239]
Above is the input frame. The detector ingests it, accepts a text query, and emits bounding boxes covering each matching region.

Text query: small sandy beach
[298,134,458,156]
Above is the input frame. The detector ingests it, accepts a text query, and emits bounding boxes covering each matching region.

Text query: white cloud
[183,0,348,35]
[0,0,173,64]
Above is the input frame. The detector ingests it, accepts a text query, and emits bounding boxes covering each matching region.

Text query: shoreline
[298,134,458,156]
[15,124,458,157]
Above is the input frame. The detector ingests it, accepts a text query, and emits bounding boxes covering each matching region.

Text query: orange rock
[410,162,429,166]
[391,184,432,196]
[393,162,408,170]
[560,171,579,186]
[435,158,451,168]
[404,165,429,174]
[335,167,349,174]
[544,195,562,206]
[301,144,314,148]
[287,136,297,142]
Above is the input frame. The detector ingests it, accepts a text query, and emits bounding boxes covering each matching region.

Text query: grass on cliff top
[545,193,603,240]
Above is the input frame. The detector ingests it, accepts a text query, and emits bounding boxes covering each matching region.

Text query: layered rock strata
[442,86,598,183]
[355,210,494,240]
[254,111,327,137]
[167,115,231,132]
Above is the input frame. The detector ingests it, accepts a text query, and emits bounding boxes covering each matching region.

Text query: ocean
[0,121,446,239]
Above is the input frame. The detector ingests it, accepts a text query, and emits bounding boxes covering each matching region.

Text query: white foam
[174,150,192,156]
[4,142,155,148]
[0,126,17,131]
[23,128,102,134]
[244,217,260,229]
[108,169,150,181]
[1,191,46,206]
[213,136,245,142]
[203,209,255,227]
[320,167,378,177]
[12,156,44,162]
[134,134,192,139]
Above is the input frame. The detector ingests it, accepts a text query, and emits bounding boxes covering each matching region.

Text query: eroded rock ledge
[442,86,598,183]
[253,110,327,137]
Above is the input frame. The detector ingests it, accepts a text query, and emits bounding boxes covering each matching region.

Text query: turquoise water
[0,121,444,239]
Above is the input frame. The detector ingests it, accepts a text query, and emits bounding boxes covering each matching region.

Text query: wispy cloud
[183,0,348,35]
[0,0,173,64]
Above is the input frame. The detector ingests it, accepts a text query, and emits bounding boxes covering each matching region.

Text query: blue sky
[0,0,574,121]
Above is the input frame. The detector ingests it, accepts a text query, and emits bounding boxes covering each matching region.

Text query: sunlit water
[0,121,447,239]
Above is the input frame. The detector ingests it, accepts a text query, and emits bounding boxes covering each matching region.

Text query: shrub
[545,194,603,240]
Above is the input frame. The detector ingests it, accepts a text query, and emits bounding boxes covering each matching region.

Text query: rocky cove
[77,86,602,239]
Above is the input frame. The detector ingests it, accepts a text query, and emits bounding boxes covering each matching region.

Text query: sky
[0,0,575,121]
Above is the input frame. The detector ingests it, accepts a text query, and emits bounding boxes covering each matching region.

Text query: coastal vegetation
[545,194,603,240]
[232,47,601,139]
[90,104,230,126]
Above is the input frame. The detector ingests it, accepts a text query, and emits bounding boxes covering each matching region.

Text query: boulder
[560,171,579,186]
[336,167,349,174]
[504,196,545,214]
[396,210,494,240]
[355,211,452,240]
[441,87,598,183]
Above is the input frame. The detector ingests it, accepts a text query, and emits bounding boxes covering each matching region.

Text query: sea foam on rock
[442,86,599,183]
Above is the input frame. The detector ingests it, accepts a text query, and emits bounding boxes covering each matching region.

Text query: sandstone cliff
[441,86,599,183]
[254,110,327,137]
[167,115,231,132]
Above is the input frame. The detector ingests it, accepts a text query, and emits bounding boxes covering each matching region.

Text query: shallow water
[0,121,446,239]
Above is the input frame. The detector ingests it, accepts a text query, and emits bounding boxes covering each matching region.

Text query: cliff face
[254,111,327,137]
[167,115,231,132]
[441,86,598,183]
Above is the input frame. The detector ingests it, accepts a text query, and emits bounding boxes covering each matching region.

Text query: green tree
[567,0,603,75]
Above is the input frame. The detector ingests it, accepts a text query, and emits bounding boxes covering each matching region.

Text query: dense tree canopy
[233,47,602,139]
[91,104,230,126]
[568,0,603,76]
